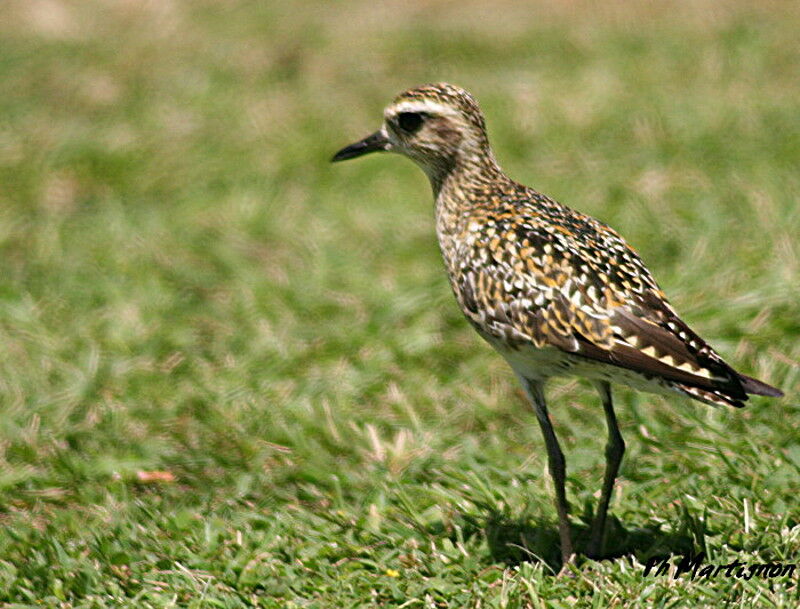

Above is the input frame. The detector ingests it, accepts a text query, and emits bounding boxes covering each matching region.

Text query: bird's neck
[429,150,503,198]
[432,151,508,266]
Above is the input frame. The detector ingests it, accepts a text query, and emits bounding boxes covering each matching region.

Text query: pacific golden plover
[332,83,783,565]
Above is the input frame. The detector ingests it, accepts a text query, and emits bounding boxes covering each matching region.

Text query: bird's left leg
[518,375,575,567]
[587,380,625,558]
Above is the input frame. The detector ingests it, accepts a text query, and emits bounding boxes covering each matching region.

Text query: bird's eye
[397,112,424,133]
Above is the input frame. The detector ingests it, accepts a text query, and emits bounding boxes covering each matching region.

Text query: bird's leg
[519,376,574,567]
[587,381,625,559]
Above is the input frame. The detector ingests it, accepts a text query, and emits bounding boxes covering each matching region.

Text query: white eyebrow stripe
[387,100,460,118]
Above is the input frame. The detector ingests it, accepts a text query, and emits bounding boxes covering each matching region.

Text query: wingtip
[738,374,784,398]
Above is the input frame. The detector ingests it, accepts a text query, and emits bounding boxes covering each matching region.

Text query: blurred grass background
[0,0,798,606]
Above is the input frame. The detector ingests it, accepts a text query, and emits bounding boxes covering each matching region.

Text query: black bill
[331,130,389,162]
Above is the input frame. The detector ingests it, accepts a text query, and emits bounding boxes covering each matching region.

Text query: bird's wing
[455,204,748,399]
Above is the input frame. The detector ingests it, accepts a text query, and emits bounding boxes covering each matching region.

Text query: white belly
[492,340,678,397]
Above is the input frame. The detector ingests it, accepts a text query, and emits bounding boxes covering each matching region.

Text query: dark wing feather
[570,306,748,399]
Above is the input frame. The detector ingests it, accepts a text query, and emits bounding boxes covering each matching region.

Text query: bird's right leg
[587,380,625,559]
[518,376,575,567]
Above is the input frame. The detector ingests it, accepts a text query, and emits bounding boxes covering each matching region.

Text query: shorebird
[331,83,783,565]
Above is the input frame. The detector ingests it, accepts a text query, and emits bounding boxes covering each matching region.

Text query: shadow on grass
[483,509,698,572]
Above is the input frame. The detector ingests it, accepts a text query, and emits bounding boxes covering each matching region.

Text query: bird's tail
[738,373,784,398]
[677,384,745,408]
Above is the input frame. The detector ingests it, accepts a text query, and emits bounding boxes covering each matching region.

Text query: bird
[331,83,783,566]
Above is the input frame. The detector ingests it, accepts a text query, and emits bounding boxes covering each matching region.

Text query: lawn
[0,0,798,606]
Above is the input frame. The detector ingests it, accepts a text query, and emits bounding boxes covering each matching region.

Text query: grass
[0,0,798,606]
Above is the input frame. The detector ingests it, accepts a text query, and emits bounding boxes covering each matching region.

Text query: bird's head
[332,83,497,189]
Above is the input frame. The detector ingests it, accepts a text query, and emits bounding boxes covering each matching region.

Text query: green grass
[1,0,799,606]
